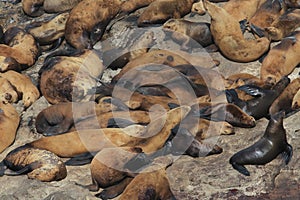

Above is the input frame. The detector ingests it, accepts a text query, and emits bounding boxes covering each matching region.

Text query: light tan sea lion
[204,0,270,62]
[0,102,20,153]
[137,0,196,27]
[65,0,124,49]
[43,0,82,13]
[0,145,67,182]
[260,31,300,86]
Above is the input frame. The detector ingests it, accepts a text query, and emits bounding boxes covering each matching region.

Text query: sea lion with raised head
[0,145,67,182]
[260,31,300,86]
[0,102,20,153]
[229,111,293,176]
[204,0,270,62]
[65,0,124,49]
[137,0,196,27]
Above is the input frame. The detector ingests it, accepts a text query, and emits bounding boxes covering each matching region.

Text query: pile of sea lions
[0,0,300,198]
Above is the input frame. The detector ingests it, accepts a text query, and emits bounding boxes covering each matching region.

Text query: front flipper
[250,24,265,38]
[239,19,248,33]
[282,144,293,165]
[4,161,41,176]
[237,85,265,97]
[65,152,95,166]
[230,161,250,176]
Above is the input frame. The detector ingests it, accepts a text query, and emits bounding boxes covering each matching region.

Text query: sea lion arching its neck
[229,111,293,176]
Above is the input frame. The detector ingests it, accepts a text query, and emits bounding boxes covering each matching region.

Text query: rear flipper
[3,161,41,176]
[95,177,133,200]
[65,152,95,166]
[230,160,250,176]
[0,161,7,176]
[282,144,293,165]
[237,85,265,97]
[250,24,265,38]
[107,118,136,128]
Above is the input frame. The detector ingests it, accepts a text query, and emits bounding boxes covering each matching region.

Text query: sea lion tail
[0,161,7,176]
[282,144,293,165]
[229,157,250,176]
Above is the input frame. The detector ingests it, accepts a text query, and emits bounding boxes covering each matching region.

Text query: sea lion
[225,73,264,90]
[0,102,20,153]
[43,0,82,13]
[264,8,300,41]
[226,76,290,119]
[250,0,287,36]
[292,88,300,109]
[65,0,124,49]
[39,49,105,104]
[120,0,156,14]
[269,77,300,115]
[204,0,270,62]
[0,77,18,104]
[22,0,45,17]
[137,0,196,27]
[0,70,40,108]
[119,156,175,200]
[285,0,300,8]
[260,31,300,86]
[25,13,69,47]
[163,19,213,49]
[191,0,206,15]
[0,145,67,182]
[229,111,293,176]
[0,27,39,71]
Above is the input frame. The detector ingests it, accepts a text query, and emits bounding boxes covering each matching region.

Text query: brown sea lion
[269,77,300,115]
[137,0,196,27]
[0,145,67,182]
[25,13,69,46]
[265,8,300,41]
[204,0,270,62]
[0,56,21,72]
[0,77,18,104]
[285,0,300,8]
[0,102,20,153]
[292,88,300,109]
[0,70,40,108]
[119,156,175,200]
[250,0,287,36]
[226,76,290,119]
[65,0,123,49]
[22,0,45,17]
[43,0,82,13]
[0,27,39,71]
[191,0,206,15]
[260,31,300,86]
[229,111,293,176]
[163,19,213,49]
[39,49,105,104]
[120,0,156,14]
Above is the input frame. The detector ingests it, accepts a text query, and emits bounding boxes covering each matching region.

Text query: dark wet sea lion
[0,145,67,182]
[0,102,20,153]
[204,0,270,62]
[226,76,290,119]
[137,0,196,27]
[22,0,45,17]
[229,111,293,176]
[65,0,123,49]
[265,8,300,41]
[269,77,300,115]
[0,27,39,71]
[260,31,300,86]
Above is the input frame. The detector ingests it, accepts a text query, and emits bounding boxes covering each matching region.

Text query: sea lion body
[65,0,123,49]
[0,145,67,182]
[120,0,156,13]
[137,0,195,27]
[43,0,82,13]
[163,19,213,48]
[22,0,45,17]
[229,111,293,176]
[205,0,270,62]
[260,31,300,86]
[0,77,18,104]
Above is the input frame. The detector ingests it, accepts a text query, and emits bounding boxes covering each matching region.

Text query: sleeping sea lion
[260,31,300,86]
[137,0,196,27]
[0,102,20,153]
[22,0,45,17]
[0,70,40,108]
[0,27,39,71]
[120,0,156,14]
[264,8,300,41]
[229,111,293,176]
[269,77,300,116]
[204,0,270,62]
[65,0,124,49]
[226,76,290,119]
[0,145,67,182]
[43,0,82,13]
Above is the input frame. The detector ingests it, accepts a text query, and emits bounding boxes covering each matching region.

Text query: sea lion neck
[264,111,286,139]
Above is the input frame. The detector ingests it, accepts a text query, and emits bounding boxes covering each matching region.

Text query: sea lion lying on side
[137,0,196,27]
[204,0,270,62]
[65,0,124,49]
[0,145,67,182]
[0,102,20,153]
[0,27,39,71]
[260,31,300,86]
[230,111,293,176]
